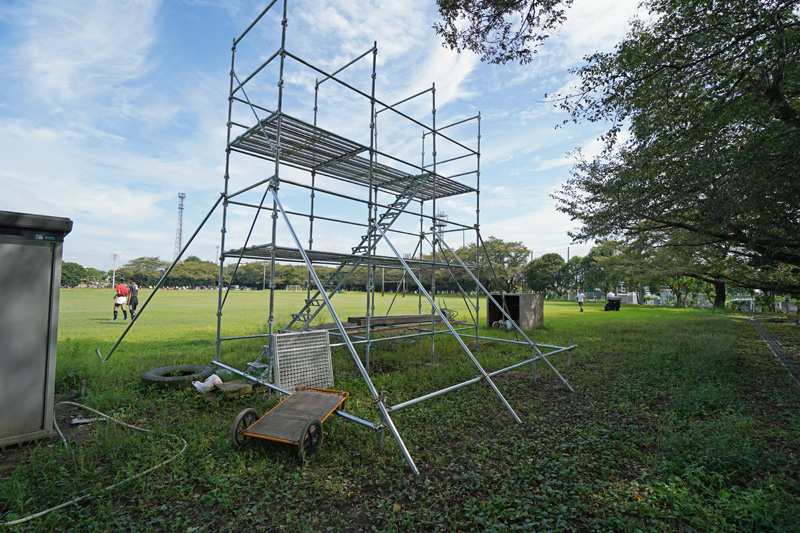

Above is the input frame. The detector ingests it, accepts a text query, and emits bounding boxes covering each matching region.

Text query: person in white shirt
[576,289,585,312]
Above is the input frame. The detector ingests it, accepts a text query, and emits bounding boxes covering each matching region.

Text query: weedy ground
[1,291,798,531]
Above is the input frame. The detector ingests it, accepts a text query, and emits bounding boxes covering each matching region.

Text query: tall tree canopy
[553,0,800,266]
[434,0,573,64]
[61,262,86,287]
[525,252,565,294]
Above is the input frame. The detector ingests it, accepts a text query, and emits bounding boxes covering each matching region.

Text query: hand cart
[230,387,349,462]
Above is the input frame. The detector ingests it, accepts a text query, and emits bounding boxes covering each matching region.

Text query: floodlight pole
[110,252,120,287]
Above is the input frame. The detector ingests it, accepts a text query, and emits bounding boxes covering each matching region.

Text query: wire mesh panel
[271,330,334,391]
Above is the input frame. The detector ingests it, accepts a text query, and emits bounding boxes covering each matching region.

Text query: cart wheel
[230,408,258,448]
[297,419,323,463]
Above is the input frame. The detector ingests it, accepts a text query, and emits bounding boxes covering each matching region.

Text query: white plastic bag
[192,374,222,393]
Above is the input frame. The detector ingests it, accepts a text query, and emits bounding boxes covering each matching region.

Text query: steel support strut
[270,189,420,475]
[372,223,523,423]
[434,230,574,393]
[96,195,224,363]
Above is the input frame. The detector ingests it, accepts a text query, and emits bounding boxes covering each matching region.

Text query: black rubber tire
[140,365,214,389]
[297,420,323,463]
[230,408,259,448]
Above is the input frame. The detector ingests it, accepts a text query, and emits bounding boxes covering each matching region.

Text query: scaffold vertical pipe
[216,37,237,362]
[475,112,482,347]
[418,146,424,316]
[365,43,378,371]
[307,79,320,304]
[267,0,289,339]
[430,82,437,365]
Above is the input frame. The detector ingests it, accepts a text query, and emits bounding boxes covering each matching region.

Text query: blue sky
[0,0,640,272]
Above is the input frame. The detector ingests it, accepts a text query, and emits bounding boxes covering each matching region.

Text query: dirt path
[750,316,800,387]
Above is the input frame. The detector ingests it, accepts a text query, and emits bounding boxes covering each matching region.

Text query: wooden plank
[347,314,445,326]
[343,320,466,336]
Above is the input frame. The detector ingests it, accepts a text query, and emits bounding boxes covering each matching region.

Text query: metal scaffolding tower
[211,1,574,474]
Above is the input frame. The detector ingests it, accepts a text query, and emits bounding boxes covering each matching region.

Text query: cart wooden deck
[243,387,348,445]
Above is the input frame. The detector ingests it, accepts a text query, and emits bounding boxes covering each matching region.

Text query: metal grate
[271,330,334,391]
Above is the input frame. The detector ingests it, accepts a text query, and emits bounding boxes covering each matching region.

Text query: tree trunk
[713,280,726,308]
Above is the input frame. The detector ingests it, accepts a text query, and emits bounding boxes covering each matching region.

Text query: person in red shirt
[112,280,129,321]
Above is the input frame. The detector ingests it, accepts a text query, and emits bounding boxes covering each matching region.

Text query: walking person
[576,289,585,312]
[112,279,129,321]
[127,278,139,321]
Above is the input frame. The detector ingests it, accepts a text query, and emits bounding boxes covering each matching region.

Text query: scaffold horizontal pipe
[211,359,291,395]
[534,344,575,357]
[391,374,485,412]
[488,357,542,376]
[435,114,481,132]
[224,200,417,244]
[265,176,470,231]
[218,334,271,341]
[448,169,479,179]
[230,98,274,116]
[329,324,477,346]
[334,410,377,430]
[424,152,473,167]
[454,332,573,350]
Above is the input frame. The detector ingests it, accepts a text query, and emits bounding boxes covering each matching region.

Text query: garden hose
[0,401,187,527]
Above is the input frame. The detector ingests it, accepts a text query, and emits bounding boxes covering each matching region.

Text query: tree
[598,233,733,307]
[553,0,800,268]
[61,262,86,287]
[168,260,217,288]
[524,253,565,295]
[434,0,572,64]
[85,267,106,284]
[457,236,531,292]
[563,255,590,293]
[118,257,169,288]
[583,242,625,297]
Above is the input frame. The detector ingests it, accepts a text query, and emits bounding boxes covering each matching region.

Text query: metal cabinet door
[0,239,56,439]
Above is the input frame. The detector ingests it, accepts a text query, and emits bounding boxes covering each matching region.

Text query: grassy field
[2,290,799,531]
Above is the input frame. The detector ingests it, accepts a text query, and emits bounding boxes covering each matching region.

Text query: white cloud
[8,0,160,113]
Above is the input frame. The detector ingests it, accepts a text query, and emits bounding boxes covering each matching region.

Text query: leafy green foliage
[554,0,800,268]
[117,256,170,287]
[434,0,573,64]
[525,252,565,294]
[60,262,86,287]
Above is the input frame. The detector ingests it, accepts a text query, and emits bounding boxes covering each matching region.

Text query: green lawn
[2,290,799,531]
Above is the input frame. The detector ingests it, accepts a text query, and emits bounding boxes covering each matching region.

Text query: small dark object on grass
[604,298,621,311]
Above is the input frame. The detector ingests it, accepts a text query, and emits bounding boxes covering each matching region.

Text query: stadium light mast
[110,252,120,287]
[174,193,186,260]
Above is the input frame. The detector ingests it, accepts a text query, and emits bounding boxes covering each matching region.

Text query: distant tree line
[61,234,799,311]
